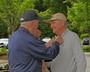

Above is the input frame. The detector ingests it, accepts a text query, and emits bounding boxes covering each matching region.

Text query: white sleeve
[71,33,86,72]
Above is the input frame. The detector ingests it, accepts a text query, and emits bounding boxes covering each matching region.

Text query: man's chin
[53,31,57,34]
[53,31,60,36]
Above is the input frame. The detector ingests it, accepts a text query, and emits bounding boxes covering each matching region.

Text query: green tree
[67,0,90,44]
[39,9,55,38]
[0,0,36,37]
[0,0,22,36]
[0,21,8,38]
[0,0,73,38]
[43,0,70,15]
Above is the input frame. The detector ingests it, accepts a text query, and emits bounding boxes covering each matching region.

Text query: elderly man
[45,13,86,72]
[8,10,63,72]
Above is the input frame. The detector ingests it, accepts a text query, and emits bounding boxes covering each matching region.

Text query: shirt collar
[62,28,69,37]
[19,27,30,33]
[19,27,39,39]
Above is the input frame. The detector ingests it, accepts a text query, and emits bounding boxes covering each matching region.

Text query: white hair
[20,21,29,25]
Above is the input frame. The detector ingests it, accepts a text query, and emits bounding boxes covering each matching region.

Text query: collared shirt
[8,27,60,72]
[51,29,86,72]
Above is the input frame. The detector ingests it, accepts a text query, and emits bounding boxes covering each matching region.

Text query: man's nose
[50,24,53,28]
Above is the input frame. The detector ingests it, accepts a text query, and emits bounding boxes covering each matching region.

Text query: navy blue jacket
[8,27,60,72]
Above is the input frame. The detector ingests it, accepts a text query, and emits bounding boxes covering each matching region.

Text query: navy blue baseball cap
[20,10,41,22]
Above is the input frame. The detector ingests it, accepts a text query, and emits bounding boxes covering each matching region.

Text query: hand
[55,36,63,44]
[45,38,55,47]
[45,36,63,48]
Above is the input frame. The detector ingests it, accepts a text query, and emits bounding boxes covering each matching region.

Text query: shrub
[4,64,9,70]
[80,34,89,39]
[83,45,90,52]
[0,64,9,70]
[0,47,8,56]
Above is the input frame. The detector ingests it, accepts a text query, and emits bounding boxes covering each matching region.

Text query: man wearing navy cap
[8,10,63,72]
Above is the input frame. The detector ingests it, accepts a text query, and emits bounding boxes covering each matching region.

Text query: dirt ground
[0,55,8,60]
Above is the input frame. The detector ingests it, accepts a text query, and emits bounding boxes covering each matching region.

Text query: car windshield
[83,38,89,41]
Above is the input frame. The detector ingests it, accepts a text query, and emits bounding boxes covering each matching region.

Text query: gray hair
[20,21,29,25]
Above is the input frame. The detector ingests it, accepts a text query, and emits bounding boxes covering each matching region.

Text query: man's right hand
[45,36,63,48]
[55,36,63,44]
[45,38,55,48]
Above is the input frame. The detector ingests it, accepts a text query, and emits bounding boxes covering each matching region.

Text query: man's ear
[62,21,65,26]
[29,21,33,26]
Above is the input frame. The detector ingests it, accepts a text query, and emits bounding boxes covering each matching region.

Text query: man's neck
[21,25,33,34]
[61,27,66,33]
[21,25,40,37]
[57,27,67,36]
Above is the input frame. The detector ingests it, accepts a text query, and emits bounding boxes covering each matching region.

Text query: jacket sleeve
[22,36,60,60]
[71,33,86,72]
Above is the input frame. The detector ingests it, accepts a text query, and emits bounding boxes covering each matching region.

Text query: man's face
[30,20,41,37]
[31,20,39,29]
[50,19,64,35]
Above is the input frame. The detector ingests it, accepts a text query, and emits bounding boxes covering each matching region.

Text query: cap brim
[44,18,58,24]
[44,19,52,24]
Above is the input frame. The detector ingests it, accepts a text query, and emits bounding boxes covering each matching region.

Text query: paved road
[0,52,90,72]
[85,52,90,72]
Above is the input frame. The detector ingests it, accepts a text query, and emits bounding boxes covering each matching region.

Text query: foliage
[80,34,89,39]
[39,9,55,38]
[0,48,8,56]
[83,45,90,52]
[0,0,21,35]
[0,21,8,38]
[67,0,90,44]
[67,0,90,34]
[0,0,89,38]
[34,0,47,12]
[19,0,36,14]
[43,0,69,15]
[0,64,9,70]
[0,0,73,38]
[0,0,37,36]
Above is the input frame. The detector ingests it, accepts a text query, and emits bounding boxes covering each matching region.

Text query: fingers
[45,38,55,47]
[45,36,63,47]
[55,36,63,44]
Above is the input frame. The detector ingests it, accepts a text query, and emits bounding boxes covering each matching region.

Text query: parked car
[83,38,89,45]
[42,37,51,42]
[0,38,9,48]
[0,43,5,48]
